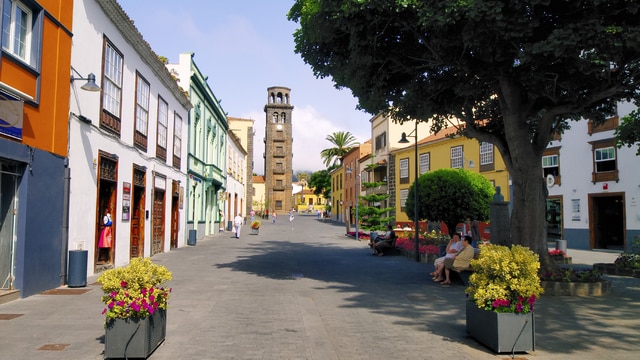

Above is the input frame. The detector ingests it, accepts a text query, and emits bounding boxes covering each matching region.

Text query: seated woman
[372,225,396,256]
[432,233,463,282]
[440,235,475,285]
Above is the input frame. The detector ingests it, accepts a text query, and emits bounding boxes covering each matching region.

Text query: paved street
[1,215,639,359]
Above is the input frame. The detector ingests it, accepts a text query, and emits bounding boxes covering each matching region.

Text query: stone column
[490,186,510,246]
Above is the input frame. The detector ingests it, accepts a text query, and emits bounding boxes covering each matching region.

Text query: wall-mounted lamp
[71,67,101,92]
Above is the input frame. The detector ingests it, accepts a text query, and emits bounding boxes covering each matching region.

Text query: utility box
[188,229,197,246]
[68,250,88,287]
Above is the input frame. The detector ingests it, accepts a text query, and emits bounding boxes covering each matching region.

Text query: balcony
[365,184,388,196]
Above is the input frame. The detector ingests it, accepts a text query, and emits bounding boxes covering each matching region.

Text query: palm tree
[320,131,359,167]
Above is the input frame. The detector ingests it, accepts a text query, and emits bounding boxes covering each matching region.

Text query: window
[2,0,34,63]
[595,147,616,172]
[590,138,618,182]
[101,39,123,134]
[479,142,495,171]
[399,158,409,184]
[400,189,409,211]
[450,146,463,168]
[375,132,386,152]
[134,73,150,150]
[542,146,561,184]
[173,113,182,169]
[419,152,430,175]
[156,96,168,161]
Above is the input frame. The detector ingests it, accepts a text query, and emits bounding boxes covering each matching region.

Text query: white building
[545,102,640,250]
[68,0,191,274]
[225,130,247,227]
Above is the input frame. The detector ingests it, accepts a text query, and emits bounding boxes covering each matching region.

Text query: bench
[450,267,473,286]
[370,234,398,256]
[448,250,480,285]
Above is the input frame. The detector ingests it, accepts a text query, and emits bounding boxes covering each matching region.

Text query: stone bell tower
[264,86,294,213]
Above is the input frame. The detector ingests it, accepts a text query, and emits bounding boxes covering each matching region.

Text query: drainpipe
[61,159,70,285]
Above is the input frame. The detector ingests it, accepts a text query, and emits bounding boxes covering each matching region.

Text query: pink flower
[120,280,128,288]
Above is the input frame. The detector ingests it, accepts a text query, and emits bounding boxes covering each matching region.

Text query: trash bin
[556,239,567,255]
[188,229,197,246]
[68,250,88,287]
[227,220,234,231]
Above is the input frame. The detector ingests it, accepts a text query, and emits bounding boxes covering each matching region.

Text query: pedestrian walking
[272,212,277,224]
[234,213,243,238]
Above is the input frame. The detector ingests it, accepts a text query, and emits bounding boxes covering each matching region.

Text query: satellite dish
[546,174,555,187]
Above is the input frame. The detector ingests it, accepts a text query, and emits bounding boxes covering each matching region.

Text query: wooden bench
[449,250,480,285]
[450,267,473,286]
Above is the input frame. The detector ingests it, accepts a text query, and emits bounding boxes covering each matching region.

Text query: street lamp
[399,121,420,262]
[346,167,360,242]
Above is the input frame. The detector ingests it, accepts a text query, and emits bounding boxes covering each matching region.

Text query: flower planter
[594,263,640,278]
[104,309,166,359]
[541,280,611,296]
[250,228,259,235]
[466,301,534,353]
[551,256,572,264]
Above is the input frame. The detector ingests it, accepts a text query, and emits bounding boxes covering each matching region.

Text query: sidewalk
[0,217,638,359]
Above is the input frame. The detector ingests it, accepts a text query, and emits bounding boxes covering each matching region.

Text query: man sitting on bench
[372,225,396,256]
[440,235,474,285]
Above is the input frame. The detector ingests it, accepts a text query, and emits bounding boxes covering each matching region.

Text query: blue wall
[1,140,65,297]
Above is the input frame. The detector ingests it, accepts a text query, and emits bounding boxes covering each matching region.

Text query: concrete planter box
[104,309,166,359]
[250,228,260,235]
[594,263,640,278]
[552,256,572,264]
[541,280,611,296]
[466,301,534,353]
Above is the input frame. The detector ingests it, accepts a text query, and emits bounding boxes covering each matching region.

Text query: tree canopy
[289,0,640,260]
[320,131,359,167]
[405,169,494,236]
[616,111,640,155]
[308,169,332,201]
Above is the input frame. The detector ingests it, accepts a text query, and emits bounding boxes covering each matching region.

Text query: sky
[118,0,373,175]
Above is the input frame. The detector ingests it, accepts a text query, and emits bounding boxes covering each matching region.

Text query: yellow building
[391,126,510,232]
[330,166,345,222]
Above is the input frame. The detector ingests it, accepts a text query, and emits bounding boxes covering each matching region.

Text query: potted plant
[250,219,261,235]
[464,244,544,353]
[98,257,172,359]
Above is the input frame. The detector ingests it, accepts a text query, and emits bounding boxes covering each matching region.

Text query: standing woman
[98,208,113,263]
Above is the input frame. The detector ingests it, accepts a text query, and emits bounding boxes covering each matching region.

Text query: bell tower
[264,86,294,213]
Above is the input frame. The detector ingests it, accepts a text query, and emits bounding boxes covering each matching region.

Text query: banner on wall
[0,92,23,140]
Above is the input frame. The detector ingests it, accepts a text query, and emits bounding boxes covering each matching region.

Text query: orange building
[0,0,73,298]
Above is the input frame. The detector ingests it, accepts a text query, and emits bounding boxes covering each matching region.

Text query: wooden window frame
[589,138,618,183]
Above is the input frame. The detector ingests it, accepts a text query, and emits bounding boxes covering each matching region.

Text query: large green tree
[405,169,494,236]
[308,169,332,201]
[289,1,640,266]
[320,131,359,167]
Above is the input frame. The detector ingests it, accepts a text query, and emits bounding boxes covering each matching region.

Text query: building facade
[167,53,227,239]
[225,129,247,225]
[68,0,191,276]
[228,117,255,218]
[0,0,73,297]
[263,86,294,213]
[546,102,640,250]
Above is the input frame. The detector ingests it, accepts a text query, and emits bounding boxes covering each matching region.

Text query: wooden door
[151,190,165,256]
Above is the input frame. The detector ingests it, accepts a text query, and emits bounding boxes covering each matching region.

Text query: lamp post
[346,167,360,242]
[399,121,420,262]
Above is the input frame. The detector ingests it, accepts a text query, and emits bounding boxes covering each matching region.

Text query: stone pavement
[1,215,639,359]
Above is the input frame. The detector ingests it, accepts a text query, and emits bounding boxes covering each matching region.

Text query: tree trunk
[498,85,555,273]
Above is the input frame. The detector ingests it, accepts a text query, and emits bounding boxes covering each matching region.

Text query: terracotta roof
[417,126,460,146]
[253,175,265,183]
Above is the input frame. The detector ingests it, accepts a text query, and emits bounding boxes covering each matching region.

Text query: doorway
[129,167,146,258]
[170,181,179,249]
[151,187,166,256]
[590,193,625,250]
[96,154,117,270]
[0,160,21,290]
